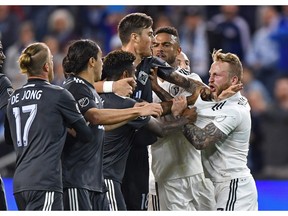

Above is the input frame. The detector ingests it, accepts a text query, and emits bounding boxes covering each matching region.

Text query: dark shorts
[14,190,63,210]
[121,145,149,210]
[105,179,126,210]
[63,187,110,211]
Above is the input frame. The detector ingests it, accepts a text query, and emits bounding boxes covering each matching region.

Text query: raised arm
[84,102,163,126]
[94,77,136,96]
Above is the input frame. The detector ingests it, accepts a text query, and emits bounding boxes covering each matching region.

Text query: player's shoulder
[225,93,250,113]
[101,93,136,109]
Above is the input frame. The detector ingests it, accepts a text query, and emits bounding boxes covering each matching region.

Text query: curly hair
[102,50,136,81]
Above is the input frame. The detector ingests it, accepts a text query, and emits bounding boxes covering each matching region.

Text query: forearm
[94,81,105,93]
[104,120,130,131]
[71,119,93,143]
[164,71,205,95]
[85,107,145,125]
[147,116,188,138]
[183,122,228,150]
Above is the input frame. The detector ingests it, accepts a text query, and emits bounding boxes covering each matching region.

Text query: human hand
[139,102,163,117]
[171,95,187,118]
[149,67,160,91]
[113,77,137,96]
[216,83,243,101]
[134,101,149,107]
[200,86,213,101]
[181,106,197,124]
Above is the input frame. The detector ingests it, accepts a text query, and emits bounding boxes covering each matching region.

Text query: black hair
[62,39,100,75]
[102,50,136,81]
[154,26,180,44]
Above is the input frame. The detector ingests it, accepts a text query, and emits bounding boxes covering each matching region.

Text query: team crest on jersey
[7,87,14,96]
[138,71,149,85]
[78,97,89,108]
[169,85,180,97]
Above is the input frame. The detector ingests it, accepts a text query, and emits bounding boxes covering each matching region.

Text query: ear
[43,62,49,72]
[88,57,95,67]
[177,47,182,55]
[121,70,128,79]
[131,33,139,43]
[231,76,239,85]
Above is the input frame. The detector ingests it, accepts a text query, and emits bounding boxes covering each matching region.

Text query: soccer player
[100,49,196,210]
[0,40,13,211]
[183,49,258,210]
[149,26,215,211]
[61,39,163,210]
[4,42,93,210]
[176,51,191,74]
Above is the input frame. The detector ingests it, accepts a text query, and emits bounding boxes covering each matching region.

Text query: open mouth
[156,53,165,58]
[209,84,216,92]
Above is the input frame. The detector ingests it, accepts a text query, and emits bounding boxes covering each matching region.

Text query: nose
[0,52,6,60]
[208,75,213,83]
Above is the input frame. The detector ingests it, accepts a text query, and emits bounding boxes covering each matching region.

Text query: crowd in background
[1,5,288,179]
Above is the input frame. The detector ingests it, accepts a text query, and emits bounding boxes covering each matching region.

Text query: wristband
[103,81,114,93]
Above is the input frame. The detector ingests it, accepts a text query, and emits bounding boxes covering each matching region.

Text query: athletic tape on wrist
[103,81,114,93]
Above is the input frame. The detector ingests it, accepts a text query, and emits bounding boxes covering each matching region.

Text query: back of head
[118,12,153,45]
[19,42,49,76]
[62,39,100,76]
[102,50,136,81]
[212,49,243,82]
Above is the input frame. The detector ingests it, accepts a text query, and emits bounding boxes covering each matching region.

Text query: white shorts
[157,173,216,211]
[214,176,258,211]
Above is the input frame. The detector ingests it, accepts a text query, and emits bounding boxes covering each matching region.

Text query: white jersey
[194,92,252,182]
[151,73,204,181]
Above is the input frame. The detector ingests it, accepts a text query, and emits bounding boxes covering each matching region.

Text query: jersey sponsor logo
[169,85,180,97]
[138,71,149,85]
[7,87,14,96]
[238,97,248,105]
[212,101,226,111]
[215,116,226,122]
[78,97,89,108]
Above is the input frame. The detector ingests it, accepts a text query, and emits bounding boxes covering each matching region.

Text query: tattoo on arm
[183,122,228,150]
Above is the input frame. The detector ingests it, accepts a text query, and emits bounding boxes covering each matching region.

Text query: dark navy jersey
[6,79,84,193]
[0,74,13,112]
[131,56,174,147]
[62,75,105,192]
[132,56,174,103]
[100,93,150,183]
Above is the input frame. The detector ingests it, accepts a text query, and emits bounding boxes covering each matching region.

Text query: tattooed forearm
[183,122,228,150]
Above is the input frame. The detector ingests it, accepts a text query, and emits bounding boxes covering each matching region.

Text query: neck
[122,45,142,66]
[28,74,48,82]
[77,70,94,85]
